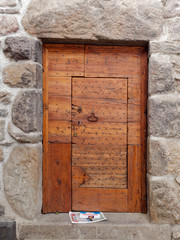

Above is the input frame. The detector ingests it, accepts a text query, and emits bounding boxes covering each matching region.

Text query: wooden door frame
[42,44,147,213]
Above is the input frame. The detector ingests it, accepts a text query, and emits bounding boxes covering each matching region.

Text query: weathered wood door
[43,44,147,213]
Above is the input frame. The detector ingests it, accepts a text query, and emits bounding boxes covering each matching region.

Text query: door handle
[87,112,98,122]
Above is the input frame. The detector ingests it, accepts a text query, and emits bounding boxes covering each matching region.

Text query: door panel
[72,188,128,212]
[72,77,128,211]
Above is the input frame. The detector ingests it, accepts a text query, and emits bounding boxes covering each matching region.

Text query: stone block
[0,91,11,105]
[3,146,42,220]
[3,37,42,63]
[167,18,180,41]
[8,123,42,143]
[148,54,174,94]
[150,41,180,55]
[0,16,19,36]
[0,0,17,7]
[19,214,171,240]
[22,0,163,41]
[172,225,180,240]
[148,96,180,137]
[0,148,4,162]
[164,0,180,18]
[148,175,180,224]
[3,62,42,88]
[148,137,180,176]
[12,90,42,133]
[0,121,5,141]
[0,109,8,117]
[0,220,16,240]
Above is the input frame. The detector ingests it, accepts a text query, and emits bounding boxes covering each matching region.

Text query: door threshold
[18,213,171,240]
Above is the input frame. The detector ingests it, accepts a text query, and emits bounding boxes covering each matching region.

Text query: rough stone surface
[149,55,174,94]
[0,16,19,36]
[176,176,180,185]
[0,92,11,105]
[3,37,42,63]
[0,121,5,141]
[149,96,180,137]
[0,148,4,162]
[167,18,180,41]
[0,205,4,215]
[0,8,20,14]
[164,0,180,18]
[0,220,16,240]
[171,55,180,92]
[172,225,180,240]
[8,123,42,143]
[12,90,42,133]
[148,138,180,176]
[0,0,17,7]
[150,41,180,55]
[3,62,42,88]
[3,146,42,220]
[149,176,180,224]
[19,213,171,240]
[0,109,8,117]
[22,0,163,41]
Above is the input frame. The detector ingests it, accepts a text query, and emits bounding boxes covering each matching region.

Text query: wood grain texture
[43,143,71,213]
[47,44,84,76]
[85,45,141,78]
[72,122,127,145]
[128,122,141,145]
[72,77,127,100]
[48,120,71,143]
[43,44,147,213]
[48,95,71,121]
[72,188,128,212]
[72,145,127,167]
[128,145,142,212]
[72,98,127,123]
[140,49,148,213]
[72,166,127,189]
[48,77,71,96]
[42,46,49,212]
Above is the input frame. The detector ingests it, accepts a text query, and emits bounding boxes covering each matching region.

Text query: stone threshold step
[19,213,171,240]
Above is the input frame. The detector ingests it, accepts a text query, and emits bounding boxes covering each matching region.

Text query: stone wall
[0,0,180,239]
[0,0,43,222]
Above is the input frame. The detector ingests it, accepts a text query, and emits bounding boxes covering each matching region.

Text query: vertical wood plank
[43,143,71,213]
[42,46,49,211]
[128,145,142,212]
[140,49,148,213]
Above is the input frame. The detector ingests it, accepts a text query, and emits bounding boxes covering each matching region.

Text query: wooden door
[42,44,147,213]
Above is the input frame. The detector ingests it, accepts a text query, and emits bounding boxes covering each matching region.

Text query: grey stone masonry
[22,0,164,41]
[3,37,42,63]
[0,219,16,240]
[0,16,19,36]
[12,90,42,133]
[0,0,17,7]
[3,146,42,220]
[148,96,180,137]
[3,62,42,89]
[148,175,180,224]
